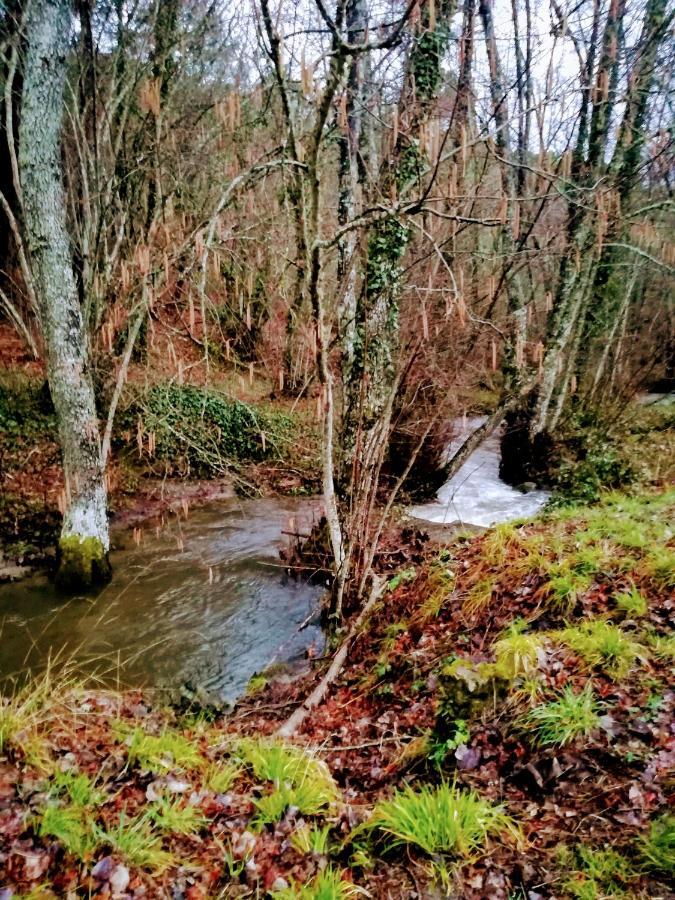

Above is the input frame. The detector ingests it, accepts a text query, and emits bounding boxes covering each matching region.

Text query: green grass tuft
[148,797,207,835]
[203,760,242,794]
[239,738,337,795]
[123,726,204,773]
[246,673,268,695]
[525,684,599,747]
[558,844,634,899]
[647,633,675,662]
[271,866,363,899]
[639,813,675,876]
[543,563,592,610]
[38,804,98,859]
[95,810,174,872]
[371,781,519,859]
[254,778,336,823]
[49,770,104,808]
[493,626,545,678]
[289,823,332,856]
[463,577,494,613]
[239,738,339,824]
[615,585,648,618]
[554,620,645,678]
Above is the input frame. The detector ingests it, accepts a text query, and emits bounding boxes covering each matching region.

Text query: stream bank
[0,487,673,898]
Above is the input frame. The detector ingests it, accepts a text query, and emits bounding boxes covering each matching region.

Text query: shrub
[0,375,54,437]
[550,418,635,505]
[119,383,294,475]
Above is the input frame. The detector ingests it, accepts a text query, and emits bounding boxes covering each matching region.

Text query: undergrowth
[117,383,297,476]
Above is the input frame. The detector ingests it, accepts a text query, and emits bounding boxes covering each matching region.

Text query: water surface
[410,417,551,528]
[0,497,323,702]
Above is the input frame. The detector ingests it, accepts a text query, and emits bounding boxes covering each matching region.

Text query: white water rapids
[409,416,551,528]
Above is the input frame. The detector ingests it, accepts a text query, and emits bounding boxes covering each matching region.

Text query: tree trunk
[19,0,111,590]
[479,0,527,393]
[512,0,670,457]
[341,0,457,468]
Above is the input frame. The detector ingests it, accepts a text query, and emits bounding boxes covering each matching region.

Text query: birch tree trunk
[19,0,111,590]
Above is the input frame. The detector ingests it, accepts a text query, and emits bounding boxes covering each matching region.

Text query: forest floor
[1,487,673,898]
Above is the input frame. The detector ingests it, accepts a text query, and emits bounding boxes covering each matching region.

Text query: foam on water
[409,416,551,528]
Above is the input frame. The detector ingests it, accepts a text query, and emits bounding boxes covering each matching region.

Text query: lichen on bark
[19,0,111,590]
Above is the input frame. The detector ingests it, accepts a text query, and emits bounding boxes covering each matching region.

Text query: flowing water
[0,498,323,702]
[409,416,551,528]
[0,420,553,700]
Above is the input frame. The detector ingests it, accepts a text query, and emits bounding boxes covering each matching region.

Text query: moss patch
[55,534,112,591]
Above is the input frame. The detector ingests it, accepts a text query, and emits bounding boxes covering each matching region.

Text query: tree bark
[526,0,670,441]
[19,0,111,590]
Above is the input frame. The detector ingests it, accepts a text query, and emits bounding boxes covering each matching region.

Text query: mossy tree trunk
[341,0,456,475]
[337,0,368,442]
[502,0,670,480]
[19,0,111,590]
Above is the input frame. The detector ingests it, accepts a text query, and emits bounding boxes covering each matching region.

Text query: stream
[0,498,324,702]
[410,416,551,528]
[0,419,550,700]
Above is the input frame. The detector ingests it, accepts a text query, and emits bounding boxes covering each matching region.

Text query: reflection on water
[410,417,551,528]
[0,497,323,702]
